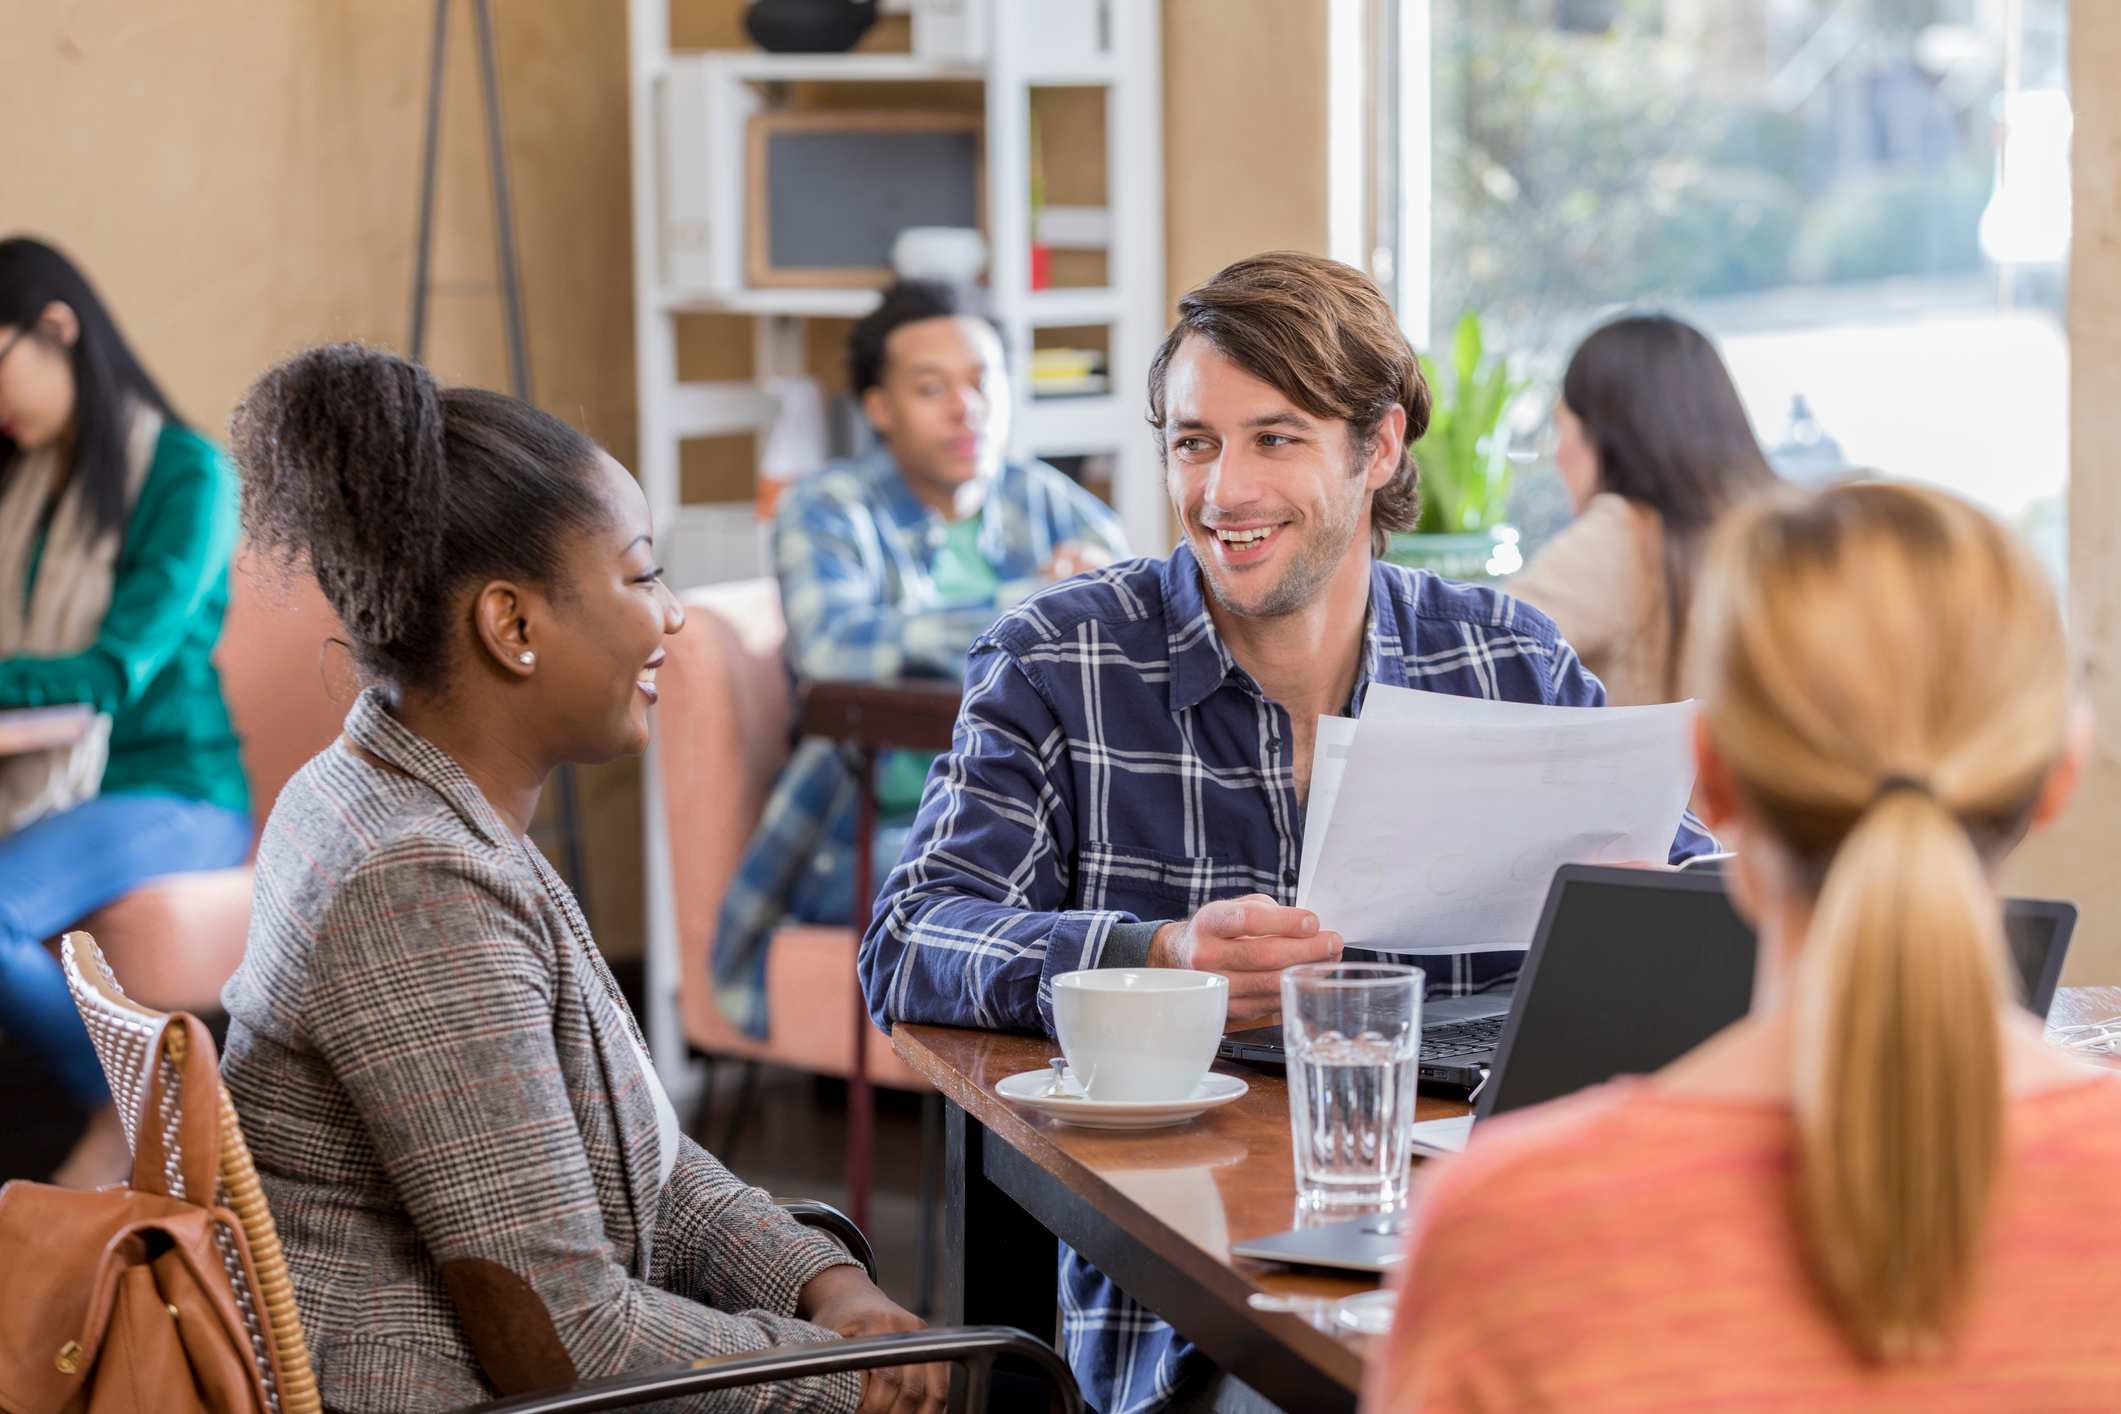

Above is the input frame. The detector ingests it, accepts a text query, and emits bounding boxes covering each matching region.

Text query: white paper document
[1299,715,1358,891]
[1297,685,1698,955]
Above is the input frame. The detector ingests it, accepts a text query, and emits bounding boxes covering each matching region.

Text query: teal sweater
[0,422,249,816]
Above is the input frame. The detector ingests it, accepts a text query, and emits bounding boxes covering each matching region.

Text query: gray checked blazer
[220,689,863,1413]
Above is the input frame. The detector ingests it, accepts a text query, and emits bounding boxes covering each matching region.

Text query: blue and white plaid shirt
[710,447,1128,1035]
[860,543,1712,1412]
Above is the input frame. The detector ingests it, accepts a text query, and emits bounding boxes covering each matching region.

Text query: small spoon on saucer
[1040,1056,1073,1097]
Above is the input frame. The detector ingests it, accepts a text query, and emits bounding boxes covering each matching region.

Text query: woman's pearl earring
[516,651,535,667]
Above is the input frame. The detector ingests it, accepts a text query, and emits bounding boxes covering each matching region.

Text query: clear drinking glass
[1281,962,1423,1209]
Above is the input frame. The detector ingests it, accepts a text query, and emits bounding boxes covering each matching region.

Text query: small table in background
[796,678,964,1234]
[0,706,93,757]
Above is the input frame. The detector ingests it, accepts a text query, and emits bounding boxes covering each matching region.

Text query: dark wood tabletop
[901,986,2121,1410]
[0,705,94,757]
[895,1024,1470,1409]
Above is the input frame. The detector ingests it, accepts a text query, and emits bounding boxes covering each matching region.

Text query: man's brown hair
[1147,251,1432,558]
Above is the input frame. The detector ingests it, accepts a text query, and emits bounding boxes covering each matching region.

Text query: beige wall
[12,5,353,440]
[9,0,650,945]
[23,0,2114,980]
[9,2,632,447]
[1162,0,1332,299]
[7,0,1335,957]
[2004,2,2121,986]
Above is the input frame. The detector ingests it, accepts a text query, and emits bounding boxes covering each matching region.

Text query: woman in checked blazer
[217,345,944,1414]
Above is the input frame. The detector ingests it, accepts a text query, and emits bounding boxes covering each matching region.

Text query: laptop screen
[1475,865,2077,1122]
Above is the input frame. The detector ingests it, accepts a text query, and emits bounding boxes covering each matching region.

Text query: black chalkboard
[748,113,983,286]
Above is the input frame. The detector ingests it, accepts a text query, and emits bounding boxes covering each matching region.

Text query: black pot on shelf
[743,0,879,54]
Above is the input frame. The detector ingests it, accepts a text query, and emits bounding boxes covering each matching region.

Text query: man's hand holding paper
[1148,895,1345,1021]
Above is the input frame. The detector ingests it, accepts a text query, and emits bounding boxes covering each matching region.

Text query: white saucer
[995,1068,1249,1129]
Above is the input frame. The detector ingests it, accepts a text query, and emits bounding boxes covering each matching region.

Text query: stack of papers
[1297,685,1699,954]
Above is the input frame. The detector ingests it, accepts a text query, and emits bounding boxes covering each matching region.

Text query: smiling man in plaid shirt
[859,252,1712,1413]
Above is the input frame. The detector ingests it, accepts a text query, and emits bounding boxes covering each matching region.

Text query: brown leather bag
[0,1014,281,1414]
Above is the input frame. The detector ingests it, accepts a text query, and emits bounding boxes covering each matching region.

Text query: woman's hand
[797,1265,949,1414]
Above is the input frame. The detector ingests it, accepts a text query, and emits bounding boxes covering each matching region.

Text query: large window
[1375,0,2071,573]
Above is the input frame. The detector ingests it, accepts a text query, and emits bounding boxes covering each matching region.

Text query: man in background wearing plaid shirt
[711,280,1129,1036]
[861,253,1712,1412]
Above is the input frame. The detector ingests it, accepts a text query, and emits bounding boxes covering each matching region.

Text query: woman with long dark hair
[0,237,251,1184]
[1505,313,1777,704]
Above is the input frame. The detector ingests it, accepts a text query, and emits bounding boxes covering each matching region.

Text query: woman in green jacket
[0,237,249,1185]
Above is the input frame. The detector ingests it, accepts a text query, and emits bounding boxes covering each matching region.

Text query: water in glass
[1282,963,1422,1208]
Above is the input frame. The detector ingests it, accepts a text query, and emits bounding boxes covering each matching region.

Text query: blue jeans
[0,793,251,1105]
[786,821,916,927]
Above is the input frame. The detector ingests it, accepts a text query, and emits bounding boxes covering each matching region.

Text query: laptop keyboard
[1420,1015,1505,1062]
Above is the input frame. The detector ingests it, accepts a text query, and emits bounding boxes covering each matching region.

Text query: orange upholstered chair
[72,558,347,1011]
[654,580,923,1092]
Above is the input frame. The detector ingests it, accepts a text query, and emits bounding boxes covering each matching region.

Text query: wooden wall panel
[10,3,350,436]
[1161,0,1333,302]
[2004,1,2121,985]
[8,0,1355,966]
[22,0,2121,981]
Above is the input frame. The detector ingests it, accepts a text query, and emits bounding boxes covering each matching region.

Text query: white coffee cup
[1052,969,1229,1102]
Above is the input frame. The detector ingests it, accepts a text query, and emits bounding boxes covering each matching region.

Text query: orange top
[1362,1072,2121,1413]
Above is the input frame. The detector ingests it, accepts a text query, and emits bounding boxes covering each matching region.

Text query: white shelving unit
[630,0,1166,589]
[626,0,1165,1087]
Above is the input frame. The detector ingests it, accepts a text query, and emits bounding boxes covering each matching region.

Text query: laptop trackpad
[1423,993,1512,1025]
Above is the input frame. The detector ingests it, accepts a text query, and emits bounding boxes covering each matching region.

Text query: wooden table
[0,705,93,756]
[895,1025,1468,1412]
[902,986,2121,1411]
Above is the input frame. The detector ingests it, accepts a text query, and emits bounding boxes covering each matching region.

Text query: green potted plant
[1388,311,1529,580]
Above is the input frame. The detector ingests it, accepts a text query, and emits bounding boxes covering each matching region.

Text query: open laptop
[1218,856,1737,1094]
[1229,864,2077,1274]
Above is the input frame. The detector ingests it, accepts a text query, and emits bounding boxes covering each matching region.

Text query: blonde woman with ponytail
[1364,482,2121,1412]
